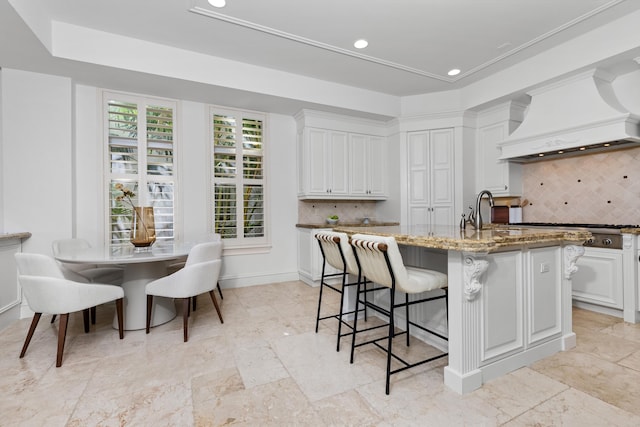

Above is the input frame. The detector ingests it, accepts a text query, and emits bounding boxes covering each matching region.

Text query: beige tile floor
[2,280,640,426]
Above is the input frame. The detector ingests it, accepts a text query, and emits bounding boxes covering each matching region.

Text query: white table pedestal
[112,261,176,330]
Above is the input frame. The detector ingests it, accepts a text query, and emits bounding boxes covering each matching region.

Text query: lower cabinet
[480,246,562,364]
[0,238,23,330]
[297,227,340,286]
[572,247,623,309]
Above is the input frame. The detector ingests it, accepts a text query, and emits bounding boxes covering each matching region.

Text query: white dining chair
[52,238,124,325]
[165,234,224,308]
[52,238,124,284]
[145,241,224,342]
[15,253,124,367]
[349,233,448,395]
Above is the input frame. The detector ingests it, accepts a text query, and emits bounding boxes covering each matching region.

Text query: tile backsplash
[522,146,640,224]
[298,200,378,224]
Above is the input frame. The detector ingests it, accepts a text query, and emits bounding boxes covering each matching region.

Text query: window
[211,107,267,248]
[105,92,178,245]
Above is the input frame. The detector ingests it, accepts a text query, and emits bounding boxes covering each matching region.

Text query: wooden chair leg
[182,298,190,342]
[56,313,69,367]
[116,298,124,339]
[83,309,90,333]
[91,306,97,324]
[20,313,42,358]
[217,282,224,300]
[50,314,57,324]
[208,290,224,324]
[192,295,197,312]
[146,295,153,334]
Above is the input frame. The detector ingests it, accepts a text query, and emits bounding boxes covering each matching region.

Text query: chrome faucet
[474,190,494,230]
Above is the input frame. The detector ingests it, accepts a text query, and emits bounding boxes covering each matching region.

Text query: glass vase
[130,206,156,248]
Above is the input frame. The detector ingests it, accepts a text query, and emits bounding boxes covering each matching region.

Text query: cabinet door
[327,131,349,196]
[306,128,329,196]
[478,122,522,196]
[407,131,431,226]
[0,240,22,316]
[528,247,562,345]
[367,136,386,197]
[349,134,387,199]
[429,129,454,208]
[573,248,623,309]
[349,133,368,196]
[407,129,454,227]
[297,228,340,286]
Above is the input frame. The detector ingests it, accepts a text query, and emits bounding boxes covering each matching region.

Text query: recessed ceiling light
[448,69,461,76]
[579,147,586,151]
[354,39,368,49]
[604,143,611,147]
[538,153,545,157]
[208,0,226,7]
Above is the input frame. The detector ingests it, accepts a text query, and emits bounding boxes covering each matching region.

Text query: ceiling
[1,0,640,115]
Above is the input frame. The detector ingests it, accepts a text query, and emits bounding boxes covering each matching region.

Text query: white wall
[27,77,301,294]
[1,68,73,254]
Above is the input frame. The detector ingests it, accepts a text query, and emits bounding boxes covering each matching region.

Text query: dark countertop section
[296,222,399,229]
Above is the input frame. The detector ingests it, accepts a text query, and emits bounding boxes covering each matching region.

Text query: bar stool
[349,233,448,395]
[315,231,368,351]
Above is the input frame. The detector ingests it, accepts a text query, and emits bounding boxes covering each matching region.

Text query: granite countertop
[0,232,32,241]
[296,221,399,229]
[621,227,640,235]
[332,224,591,253]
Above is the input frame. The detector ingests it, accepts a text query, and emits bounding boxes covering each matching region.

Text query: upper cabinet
[407,128,454,226]
[476,102,526,196]
[296,110,388,200]
[349,134,386,198]
[303,128,349,197]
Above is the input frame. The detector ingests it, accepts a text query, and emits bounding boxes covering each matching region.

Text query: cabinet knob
[504,185,508,190]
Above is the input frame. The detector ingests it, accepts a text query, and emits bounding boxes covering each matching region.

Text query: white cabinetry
[0,238,23,331]
[298,127,387,200]
[476,102,525,196]
[349,134,386,198]
[297,227,340,286]
[478,246,562,365]
[407,129,454,226]
[301,128,349,198]
[573,247,623,309]
[296,110,389,200]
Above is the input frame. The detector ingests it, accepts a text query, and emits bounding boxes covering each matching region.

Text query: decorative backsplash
[298,200,378,224]
[522,146,640,224]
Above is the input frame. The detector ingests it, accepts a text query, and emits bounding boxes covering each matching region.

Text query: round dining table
[55,241,193,330]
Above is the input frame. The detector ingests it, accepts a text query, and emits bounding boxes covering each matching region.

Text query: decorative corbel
[564,245,585,279]
[463,255,489,301]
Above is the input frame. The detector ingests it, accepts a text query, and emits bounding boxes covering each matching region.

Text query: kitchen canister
[509,207,522,223]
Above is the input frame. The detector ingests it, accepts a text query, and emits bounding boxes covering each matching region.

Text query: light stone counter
[332,224,589,394]
[0,232,32,241]
[333,224,591,253]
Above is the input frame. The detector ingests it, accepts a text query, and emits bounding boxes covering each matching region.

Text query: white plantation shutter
[106,92,177,244]
[211,108,267,247]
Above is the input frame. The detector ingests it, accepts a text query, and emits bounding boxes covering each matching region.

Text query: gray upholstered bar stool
[315,230,368,351]
[349,233,448,395]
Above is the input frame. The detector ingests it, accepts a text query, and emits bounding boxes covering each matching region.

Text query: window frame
[208,105,270,253]
[102,90,181,246]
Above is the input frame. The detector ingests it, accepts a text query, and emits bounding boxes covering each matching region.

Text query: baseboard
[218,270,301,288]
[572,300,623,318]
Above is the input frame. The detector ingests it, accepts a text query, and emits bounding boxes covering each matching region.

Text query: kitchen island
[333,224,590,394]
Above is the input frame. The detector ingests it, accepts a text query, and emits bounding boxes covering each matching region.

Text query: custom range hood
[499,69,640,162]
